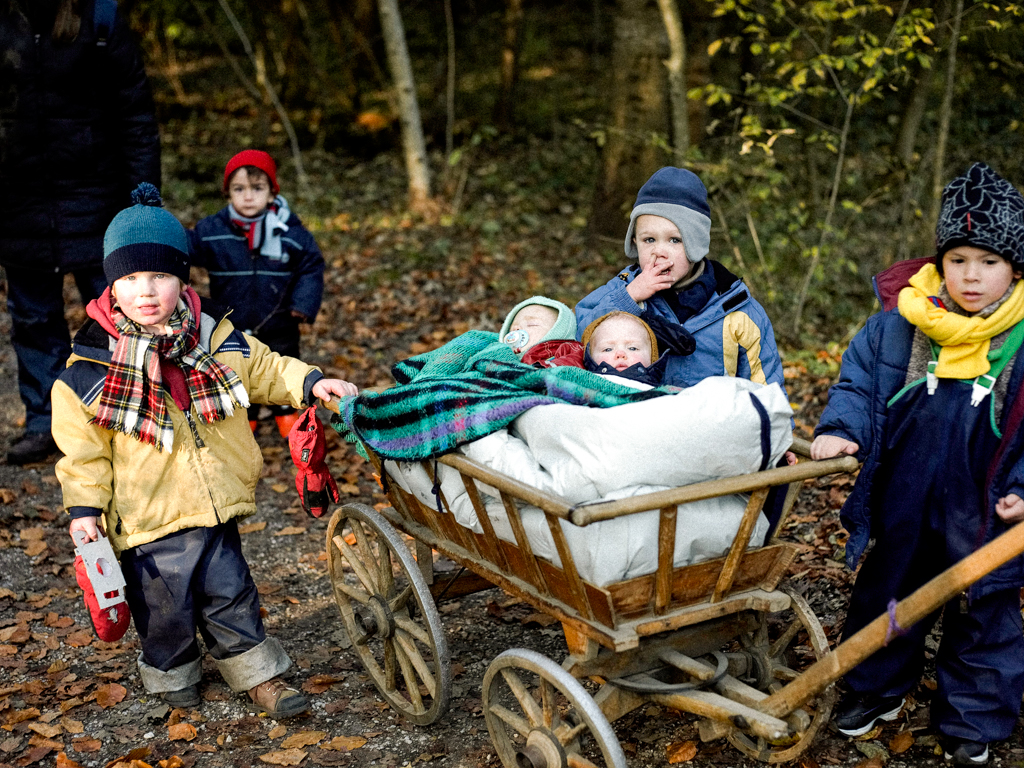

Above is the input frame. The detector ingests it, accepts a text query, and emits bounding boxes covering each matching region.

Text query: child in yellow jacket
[52,184,357,718]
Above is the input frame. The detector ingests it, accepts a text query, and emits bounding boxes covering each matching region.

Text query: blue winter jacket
[815,264,1024,597]
[188,207,325,337]
[575,260,785,390]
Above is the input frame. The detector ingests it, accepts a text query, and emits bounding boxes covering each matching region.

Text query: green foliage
[691,0,1024,342]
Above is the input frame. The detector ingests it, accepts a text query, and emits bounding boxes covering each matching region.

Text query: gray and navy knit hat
[935,162,1024,270]
[103,183,190,285]
[624,167,712,264]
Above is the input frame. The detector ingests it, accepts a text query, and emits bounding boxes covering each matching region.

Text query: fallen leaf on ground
[268,725,287,739]
[65,631,94,647]
[890,730,914,754]
[855,758,885,768]
[93,683,127,708]
[667,740,698,763]
[321,736,367,752]
[258,749,307,765]
[7,707,40,724]
[56,752,84,768]
[302,675,341,693]
[27,722,61,738]
[271,484,289,493]
[281,731,326,749]
[24,540,48,557]
[158,756,184,767]
[0,489,16,504]
[238,521,267,534]
[19,527,45,541]
[71,738,101,752]
[168,723,197,741]
[60,718,83,735]
[274,526,306,536]
[0,625,30,643]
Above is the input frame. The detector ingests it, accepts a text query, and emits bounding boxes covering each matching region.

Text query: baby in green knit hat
[499,296,584,368]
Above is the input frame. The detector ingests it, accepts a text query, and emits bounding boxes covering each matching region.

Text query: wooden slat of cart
[498,491,550,595]
[711,487,770,603]
[606,544,797,622]
[655,506,678,615]
[544,512,594,620]
[422,461,480,555]
[374,503,632,650]
[460,474,511,572]
[569,455,860,526]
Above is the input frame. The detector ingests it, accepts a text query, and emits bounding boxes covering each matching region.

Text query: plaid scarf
[92,289,250,452]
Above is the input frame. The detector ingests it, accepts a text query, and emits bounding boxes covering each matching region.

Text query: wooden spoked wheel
[726,590,836,763]
[483,648,626,768]
[326,503,451,725]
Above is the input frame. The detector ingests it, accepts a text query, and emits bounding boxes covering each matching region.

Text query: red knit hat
[223,149,279,194]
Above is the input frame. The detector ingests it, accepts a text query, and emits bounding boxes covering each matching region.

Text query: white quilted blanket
[386,377,793,587]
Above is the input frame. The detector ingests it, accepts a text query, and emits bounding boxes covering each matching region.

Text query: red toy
[289,406,340,518]
[72,530,131,642]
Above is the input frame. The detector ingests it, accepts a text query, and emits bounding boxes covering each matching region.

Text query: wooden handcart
[321,429,1024,766]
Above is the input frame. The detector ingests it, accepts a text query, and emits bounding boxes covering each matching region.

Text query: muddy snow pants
[843,536,1024,743]
[120,521,292,695]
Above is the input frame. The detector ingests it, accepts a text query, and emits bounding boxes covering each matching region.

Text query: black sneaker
[160,684,201,709]
[6,432,57,465]
[944,739,989,766]
[834,692,905,737]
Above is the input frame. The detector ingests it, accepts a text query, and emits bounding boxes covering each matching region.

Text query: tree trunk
[494,0,524,131]
[590,0,671,246]
[655,0,688,164]
[377,0,432,211]
[929,0,964,231]
[894,65,934,167]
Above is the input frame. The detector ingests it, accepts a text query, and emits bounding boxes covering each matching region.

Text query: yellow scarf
[897,263,1024,379]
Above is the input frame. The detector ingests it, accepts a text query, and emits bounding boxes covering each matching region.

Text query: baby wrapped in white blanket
[386,376,793,587]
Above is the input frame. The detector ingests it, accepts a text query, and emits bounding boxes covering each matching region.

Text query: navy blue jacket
[0,0,161,272]
[188,207,325,338]
[816,266,1024,597]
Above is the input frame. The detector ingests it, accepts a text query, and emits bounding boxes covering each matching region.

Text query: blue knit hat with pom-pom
[103,183,190,285]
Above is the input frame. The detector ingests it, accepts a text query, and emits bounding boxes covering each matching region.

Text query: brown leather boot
[248,677,307,718]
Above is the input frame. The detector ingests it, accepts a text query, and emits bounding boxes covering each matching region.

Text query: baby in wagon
[500,296,584,368]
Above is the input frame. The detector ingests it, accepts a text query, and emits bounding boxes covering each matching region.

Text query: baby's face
[590,315,652,371]
[509,305,558,351]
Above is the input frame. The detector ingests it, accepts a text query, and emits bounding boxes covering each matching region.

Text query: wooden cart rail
[361,439,858,652]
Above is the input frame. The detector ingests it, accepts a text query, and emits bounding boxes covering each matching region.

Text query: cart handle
[758,516,1024,719]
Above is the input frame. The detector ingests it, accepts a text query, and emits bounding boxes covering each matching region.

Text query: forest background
[138,0,1024,363]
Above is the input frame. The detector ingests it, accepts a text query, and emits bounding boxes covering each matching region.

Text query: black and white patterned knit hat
[935,162,1024,269]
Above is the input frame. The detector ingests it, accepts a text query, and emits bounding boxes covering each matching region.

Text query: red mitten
[74,551,130,643]
[289,406,340,518]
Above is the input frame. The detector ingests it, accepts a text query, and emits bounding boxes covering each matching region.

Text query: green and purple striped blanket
[331,330,675,461]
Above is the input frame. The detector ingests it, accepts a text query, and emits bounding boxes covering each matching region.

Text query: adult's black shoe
[833,692,905,737]
[6,433,58,465]
[944,738,989,766]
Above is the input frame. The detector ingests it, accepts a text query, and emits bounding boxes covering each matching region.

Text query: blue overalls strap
[93,0,117,47]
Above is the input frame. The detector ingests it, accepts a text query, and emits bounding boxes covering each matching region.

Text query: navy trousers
[120,521,267,672]
[844,538,1024,743]
[6,265,107,434]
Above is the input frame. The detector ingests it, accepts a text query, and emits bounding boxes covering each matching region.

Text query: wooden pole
[759,519,1024,719]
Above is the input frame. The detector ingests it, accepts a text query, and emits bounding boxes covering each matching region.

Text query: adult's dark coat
[0,0,161,272]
